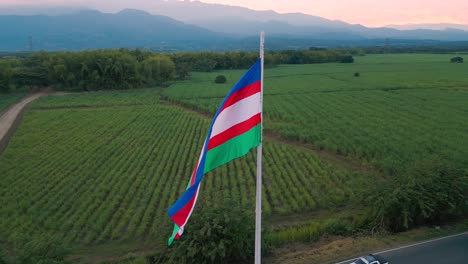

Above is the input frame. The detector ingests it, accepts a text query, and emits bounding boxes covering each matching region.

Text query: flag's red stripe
[172,192,198,227]
[208,113,261,150]
[220,81,261,113]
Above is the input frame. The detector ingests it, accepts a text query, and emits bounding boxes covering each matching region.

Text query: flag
[167,59,262,245]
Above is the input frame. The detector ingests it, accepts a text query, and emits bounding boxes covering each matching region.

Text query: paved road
[337,232,468,264]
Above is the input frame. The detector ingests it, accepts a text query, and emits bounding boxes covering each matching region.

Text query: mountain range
[1,1,468,51]
[386,23,468,32]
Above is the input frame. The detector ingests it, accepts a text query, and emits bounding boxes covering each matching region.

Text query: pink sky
[2,0,468,27]
[202,0,468,26]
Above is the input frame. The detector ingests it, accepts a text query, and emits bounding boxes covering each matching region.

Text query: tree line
[0,49,353,92]
[336,44,468,55]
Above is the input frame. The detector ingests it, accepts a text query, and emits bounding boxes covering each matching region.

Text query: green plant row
[162,55,468,173]
[0,99,366,250]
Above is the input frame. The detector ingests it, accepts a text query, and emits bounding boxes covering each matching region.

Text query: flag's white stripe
[177,141,205,232]
[211,92,261,138]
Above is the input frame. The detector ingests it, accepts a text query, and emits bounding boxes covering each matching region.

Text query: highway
[336,232,468,264]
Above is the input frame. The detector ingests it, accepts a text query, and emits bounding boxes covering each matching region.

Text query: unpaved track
[0,93,45,155]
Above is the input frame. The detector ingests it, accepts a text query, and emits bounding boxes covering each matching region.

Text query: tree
[0,61,13,93]
[369,158,468,231]
[340,55,354,63]
[176,62,191,80]
[165,202,256,264]
[142,55,175,85]
[194,56,217,72]
[214,75,227,84]
[450,57,464,63]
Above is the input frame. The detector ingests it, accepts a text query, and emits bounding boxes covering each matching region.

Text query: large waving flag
[167,59,262,245]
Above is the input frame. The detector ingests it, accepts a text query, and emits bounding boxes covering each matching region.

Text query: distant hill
[0,6,82,16]
[132,0,468,41]
[387,23,468,31]
[1,6,468,51]
[0,9,229,51]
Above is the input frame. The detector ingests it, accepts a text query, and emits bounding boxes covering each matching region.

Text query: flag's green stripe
[204,124,261,174]
[168,225,179,246]
[169,125,261,246]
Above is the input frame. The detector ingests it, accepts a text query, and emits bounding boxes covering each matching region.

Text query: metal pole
[255,31,265,264]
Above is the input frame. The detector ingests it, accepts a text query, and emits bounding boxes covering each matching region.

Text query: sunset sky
[2,0,468,27]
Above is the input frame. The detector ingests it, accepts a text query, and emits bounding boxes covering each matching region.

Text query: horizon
[1,0,467,27]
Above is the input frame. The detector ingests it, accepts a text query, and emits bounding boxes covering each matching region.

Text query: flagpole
[255,31,265,264]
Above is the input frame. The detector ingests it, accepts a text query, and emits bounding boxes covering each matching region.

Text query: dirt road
[0,93,45,154]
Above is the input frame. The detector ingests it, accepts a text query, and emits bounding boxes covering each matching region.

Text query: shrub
[354,72,360,77]
[450,56,463,63]
[165,201,257,264]
[0,248,6,264]
[0,62,13,93]
[214,75,227,84]
[369,158,468,232]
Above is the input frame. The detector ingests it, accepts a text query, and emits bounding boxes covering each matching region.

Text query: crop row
[163,57,468,173]
[0,102,365,247]
[167,87,468,173]
[31,88,161,109]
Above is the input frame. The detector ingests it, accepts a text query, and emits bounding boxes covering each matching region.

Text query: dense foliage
[370,159,468,231]
[0,49,353,92]
[1,50,175,91]
[165,202,255,264]
[343,45,468,55]
[0,60,14,93]
[0,93,24,112]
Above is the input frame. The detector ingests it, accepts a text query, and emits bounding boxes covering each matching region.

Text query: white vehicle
[351,254,389,264]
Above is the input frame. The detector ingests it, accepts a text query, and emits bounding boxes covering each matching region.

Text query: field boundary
[31,103,159,111]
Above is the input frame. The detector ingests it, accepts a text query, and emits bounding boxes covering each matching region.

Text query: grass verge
[266,218,468,264]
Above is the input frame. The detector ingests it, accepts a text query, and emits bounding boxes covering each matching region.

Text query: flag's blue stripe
[168,59,261,219]
[222,60,261,107]
[167,181,201,217]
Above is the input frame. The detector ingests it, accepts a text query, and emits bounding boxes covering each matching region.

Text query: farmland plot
[0,96,367,249]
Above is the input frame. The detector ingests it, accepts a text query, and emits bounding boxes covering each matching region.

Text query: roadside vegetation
[0,93,25,112]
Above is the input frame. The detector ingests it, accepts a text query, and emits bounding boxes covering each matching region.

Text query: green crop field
[0,93,369,259]
[0,93,24,112]
[0,54,467,262]
[164,54,468,173]
[32,89,161,109]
